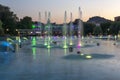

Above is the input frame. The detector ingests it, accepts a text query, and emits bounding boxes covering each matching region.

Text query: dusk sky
[0,0,120,24]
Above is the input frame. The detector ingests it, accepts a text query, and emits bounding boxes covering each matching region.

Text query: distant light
[47,45,51,48]
[36,32,41,33]
[80,53,84,56]
[44,43,47,46]
[23,37,28,40]
[32,37,36,41]
[16,29,18,31]
[45,31,47,34]
[63,45,68,48]
[6,29,9,31]
[19,38,21,43]
[32,25,36,29]
[85,55,92,59]
[100,36,102,39]
[77,43,81,48]
[82,36,84,39]
[70,42,73,45]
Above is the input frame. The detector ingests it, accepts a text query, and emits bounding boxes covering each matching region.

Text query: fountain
[76,7,94,57]
[44,11,48,46]
[62,11,68,49]
[31,7,95,50]
[38,12,42,32]
[69,12,74,46]
[77,7,83,51]
[0,41,15,52]
[46,12,52,48]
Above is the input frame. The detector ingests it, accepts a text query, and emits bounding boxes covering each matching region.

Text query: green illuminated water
[32,37,36,60]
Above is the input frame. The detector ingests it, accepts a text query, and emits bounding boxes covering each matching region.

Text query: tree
[18,16,33,29]
[0,4,18,35]
[100,22,112,35]
[93,26,102,36]
[109,21,120,35]
[0,20,2,29]
[0,20,4,36]
[83,22,96,36]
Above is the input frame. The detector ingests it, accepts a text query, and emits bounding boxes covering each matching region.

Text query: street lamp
[6,28,9,31]
[16,29,18,31]
[6,28,9,34]
[107,28,110,35]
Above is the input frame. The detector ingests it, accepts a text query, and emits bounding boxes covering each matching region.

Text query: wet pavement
[0,37,120,80]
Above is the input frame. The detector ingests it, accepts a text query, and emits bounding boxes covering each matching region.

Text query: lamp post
[107,28,110,35]
[6,28,9,34]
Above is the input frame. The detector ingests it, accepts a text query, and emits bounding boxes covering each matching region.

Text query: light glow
[70,42,73,46]
[32,25,36,29]
[77,42,81,48]
[80,53,84,56]
[85,55,92,59]
[32,37,36,46]
[63,45,68,49]
[47,45,51,49]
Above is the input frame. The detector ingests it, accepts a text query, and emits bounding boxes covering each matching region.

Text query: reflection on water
[64,49,67,55]
[32,37,36,46]
[0,52,14,64]
[0,37,18,64]
[47,49,51,56]
[32,37,36,60]
[14,44,19,52]
[63,53,114,60]
[32,48,36,60]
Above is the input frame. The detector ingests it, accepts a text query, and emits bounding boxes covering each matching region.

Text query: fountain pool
[0,36,120,80]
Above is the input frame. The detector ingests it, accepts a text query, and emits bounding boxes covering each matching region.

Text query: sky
[0,0,120,24]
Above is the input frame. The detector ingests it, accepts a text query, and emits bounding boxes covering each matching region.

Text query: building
[114,16,120,21]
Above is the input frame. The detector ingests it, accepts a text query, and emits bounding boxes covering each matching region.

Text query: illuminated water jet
[62,11,68,49]
[77,7,84,52]
[69,12,74,46]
